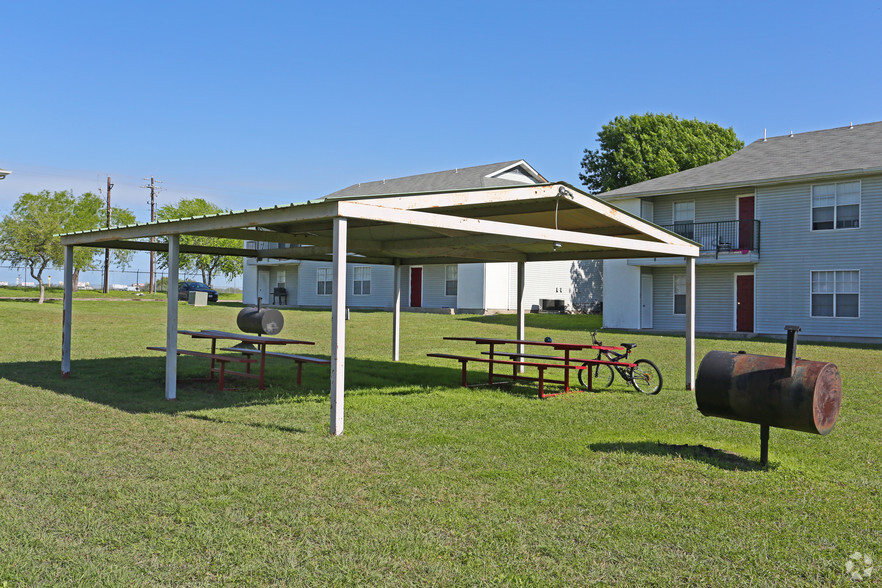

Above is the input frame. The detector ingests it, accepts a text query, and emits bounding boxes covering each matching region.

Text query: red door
[410,267,422,307]
[736,274,754,332]
[738,196,755,250]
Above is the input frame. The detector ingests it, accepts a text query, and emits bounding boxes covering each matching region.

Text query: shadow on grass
[589,441,770,471]
[0,355,464,415]
[185,413,309,434]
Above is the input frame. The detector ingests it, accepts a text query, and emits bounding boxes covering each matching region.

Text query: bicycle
[577,330,663,395]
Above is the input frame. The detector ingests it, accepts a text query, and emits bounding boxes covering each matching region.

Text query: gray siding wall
[651,264,753,332]
[297,261,396,308]
[420,265,458,308]
[650,187,748,225]
[754,175,882,338]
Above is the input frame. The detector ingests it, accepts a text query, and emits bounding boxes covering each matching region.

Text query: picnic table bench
[427,352,589,398]
[146,346,256,391]
[429,337,632,398]
[177,329,316,389]
[221,347,330,385]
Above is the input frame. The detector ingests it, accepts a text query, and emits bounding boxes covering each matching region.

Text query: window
[811,271,859,317]
[445,265,458,296]
[353,266,371,295]
[673,274,687,315]
[812,181,860,230]
[673,201,695,239]
[276,269,286,288]
[316,267,332,295]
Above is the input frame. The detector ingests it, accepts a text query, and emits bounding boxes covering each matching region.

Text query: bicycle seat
[622,343,637,350]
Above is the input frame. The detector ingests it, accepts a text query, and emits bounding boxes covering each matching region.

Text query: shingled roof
[322,160,547,200]
[600,121,882,200]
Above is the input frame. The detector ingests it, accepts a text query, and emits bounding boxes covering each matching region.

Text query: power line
[141,177,163,293]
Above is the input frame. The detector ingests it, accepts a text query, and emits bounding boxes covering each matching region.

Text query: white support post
[61,245,74,378]
[517,261,526,373]
[393,260,401,362]
[685,256,696,391]
[330,217,348,435]
[166,235,180,400]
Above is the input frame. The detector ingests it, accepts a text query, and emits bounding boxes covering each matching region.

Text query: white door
[641,274,653,329]
[257,270,270,304]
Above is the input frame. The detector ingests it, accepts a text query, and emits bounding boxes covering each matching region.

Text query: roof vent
[763,128,767,142]
[850,122,854,129]
[790,130,793,137]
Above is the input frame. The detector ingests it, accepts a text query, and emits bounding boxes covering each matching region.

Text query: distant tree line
[0,191,243,304]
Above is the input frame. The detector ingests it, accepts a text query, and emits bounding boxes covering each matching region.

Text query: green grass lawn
[0,300,879,586]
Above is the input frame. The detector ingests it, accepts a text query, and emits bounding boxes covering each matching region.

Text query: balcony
[663,219,760,256]
[628,219,760,267]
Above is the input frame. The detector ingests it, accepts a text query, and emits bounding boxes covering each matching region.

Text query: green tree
[0,190,138,302]
[63,192,137,291]
[0,191,68,303]
[579,113,744,193]
[156,198,243,287]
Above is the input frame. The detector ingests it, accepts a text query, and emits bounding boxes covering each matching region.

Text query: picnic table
[429,336,628,398]
[174,329,319,389]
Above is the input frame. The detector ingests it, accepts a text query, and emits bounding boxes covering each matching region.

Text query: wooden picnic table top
[443,336,624,352]
[178,329,315,346]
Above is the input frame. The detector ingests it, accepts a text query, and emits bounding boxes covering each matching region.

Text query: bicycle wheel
[578,362,614,390]
[630,359,662,395]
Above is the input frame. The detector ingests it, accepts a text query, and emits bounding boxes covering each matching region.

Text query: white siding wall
[603,260,640,328]
[601,198,642,329]
[480,261,601,312]
[457,263,485,310]
[484,263,511,310]
[242,259,258,305]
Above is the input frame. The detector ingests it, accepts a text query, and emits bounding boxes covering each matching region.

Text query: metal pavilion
[59,182,699,435]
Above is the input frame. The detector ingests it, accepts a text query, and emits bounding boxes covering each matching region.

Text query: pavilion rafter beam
[360,183,562,211]
[59,201,340,246]
[75,239,259,257]
[336,201,699,258]
[566,192,695,246]
[370,183,696,248]
[379,233,541,252]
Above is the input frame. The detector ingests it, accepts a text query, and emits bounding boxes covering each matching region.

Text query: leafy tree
[0,190,138,302]
[0,191,68,303]
[580,113,744,193]
[62,192,137,291]
[156,198,243,287]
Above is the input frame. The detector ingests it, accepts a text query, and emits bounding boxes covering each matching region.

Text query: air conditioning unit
[539,298,566,312]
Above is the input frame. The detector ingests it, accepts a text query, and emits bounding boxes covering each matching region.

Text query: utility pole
[103,176,113,293]
[142,177,162,293]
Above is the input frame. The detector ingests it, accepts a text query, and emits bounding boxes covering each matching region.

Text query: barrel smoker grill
[695,326,842,466]
[236,299,284,336]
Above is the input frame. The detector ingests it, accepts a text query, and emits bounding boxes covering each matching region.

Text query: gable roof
[322,160,547,200]
[600,121,882,200]
[60,182,697,265]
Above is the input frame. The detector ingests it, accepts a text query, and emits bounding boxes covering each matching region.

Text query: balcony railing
[661,219,760,256]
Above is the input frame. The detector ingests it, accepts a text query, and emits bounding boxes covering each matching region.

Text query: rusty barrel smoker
[695,326,842,465]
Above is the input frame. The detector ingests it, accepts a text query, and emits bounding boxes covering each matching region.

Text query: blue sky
[2,0,881,285]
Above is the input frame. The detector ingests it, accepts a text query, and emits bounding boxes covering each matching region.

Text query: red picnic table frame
[178,329,315,389]
[440,336,627,396]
